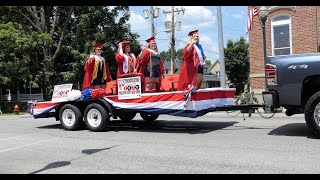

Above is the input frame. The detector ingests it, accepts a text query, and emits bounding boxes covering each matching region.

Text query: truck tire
[140,112,159,121]
[304,91,320,136]
[118,112,136,122]
[84,103,109,132]
[59,104,83,131]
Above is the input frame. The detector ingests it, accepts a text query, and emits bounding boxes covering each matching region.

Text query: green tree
[0,22,51,93]
[1,6,75,99]
[224,37,249,95]
[69,6,140,81]
[1,6,139,99]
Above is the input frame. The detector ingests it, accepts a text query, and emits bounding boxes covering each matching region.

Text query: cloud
[131,6,249,65]
[128,11,149,33]
[231,10,246,19]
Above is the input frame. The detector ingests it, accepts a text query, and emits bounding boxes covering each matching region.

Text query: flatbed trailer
[33,87,264,132]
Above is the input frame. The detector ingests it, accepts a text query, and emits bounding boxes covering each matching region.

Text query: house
[163,59,221,88]
[248,6,319,96]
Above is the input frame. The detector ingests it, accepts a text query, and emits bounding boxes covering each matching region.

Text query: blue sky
[127,6,248,63]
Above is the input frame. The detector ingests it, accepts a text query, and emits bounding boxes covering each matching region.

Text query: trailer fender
[99,99,117,119]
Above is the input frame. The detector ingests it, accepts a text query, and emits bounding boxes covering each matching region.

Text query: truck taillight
[266,64,277,85]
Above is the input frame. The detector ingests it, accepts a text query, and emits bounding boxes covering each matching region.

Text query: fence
[1,93,44,102]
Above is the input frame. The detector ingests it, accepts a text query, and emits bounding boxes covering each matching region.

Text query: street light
[258,6,271,113]
[154,29,171,37]
[258,6,269,90]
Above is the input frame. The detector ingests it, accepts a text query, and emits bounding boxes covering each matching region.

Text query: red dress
[178,44,202,90]
[137,49,165,78]
[115,51,137,78]
[82,55,112,90]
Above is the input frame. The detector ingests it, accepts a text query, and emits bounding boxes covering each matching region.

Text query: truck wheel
[305,91,320,136]
[140,112,159,121]
[118,112,136,122]
[84,103,109,132]
[59,104,83,131]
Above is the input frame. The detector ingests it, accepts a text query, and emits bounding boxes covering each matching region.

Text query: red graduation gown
[115,51,137,78]
[137,49,165,78]
[82,56,112,90]
[178,43,202,91]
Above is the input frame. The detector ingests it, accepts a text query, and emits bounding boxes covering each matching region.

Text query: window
[204,67,208,74]
[216,71,220,77]
[271,14,292,56]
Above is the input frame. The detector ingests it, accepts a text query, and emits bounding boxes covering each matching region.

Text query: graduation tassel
[149,51,152,78]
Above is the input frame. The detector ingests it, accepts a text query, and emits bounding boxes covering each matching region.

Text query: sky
[127,6,248,64]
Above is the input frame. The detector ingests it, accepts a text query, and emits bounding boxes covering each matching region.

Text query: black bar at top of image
[0,0,318,6]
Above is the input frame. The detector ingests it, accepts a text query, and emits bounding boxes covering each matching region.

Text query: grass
[0,112,28,116]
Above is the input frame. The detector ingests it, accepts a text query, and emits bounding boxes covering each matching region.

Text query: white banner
[117,76,142,100]
[51,84,73,103]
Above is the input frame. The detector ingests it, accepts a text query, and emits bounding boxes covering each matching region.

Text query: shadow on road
[29,161,71,174]
[108,120,239,134]
[82,145,118,155]
[36,120,239,134]
[268,123,320,139]
[29,145,118,174]
[37,123,63,129]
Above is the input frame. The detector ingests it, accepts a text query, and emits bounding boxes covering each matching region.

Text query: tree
[1,6,140,99]
[2,6,74,99]
[0,22,51,93]
[224,37,249,95]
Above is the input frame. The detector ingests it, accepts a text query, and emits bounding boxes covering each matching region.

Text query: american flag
[246,6,258,34]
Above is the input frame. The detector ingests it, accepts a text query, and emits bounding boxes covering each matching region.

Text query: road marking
[0,138,58,153]
[0,133,36,142]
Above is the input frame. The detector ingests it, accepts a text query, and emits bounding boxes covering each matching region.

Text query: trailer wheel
[305,91,320,136]
[140,112,159,121]
[59,104,83,131]
[84,103,109,132]
[118,112,136,122]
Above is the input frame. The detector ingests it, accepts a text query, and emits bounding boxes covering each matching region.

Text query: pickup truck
[262,53,320,135]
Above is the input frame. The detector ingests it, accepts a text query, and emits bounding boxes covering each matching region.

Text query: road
[0,112,319,174]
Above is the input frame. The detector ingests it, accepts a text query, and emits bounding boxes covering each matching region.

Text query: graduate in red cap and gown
[137,36,165,91]
[178,30,206,91]
[115,41,138,78]
[82,43,112,90]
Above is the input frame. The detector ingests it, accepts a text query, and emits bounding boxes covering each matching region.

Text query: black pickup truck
[262,53,320,135]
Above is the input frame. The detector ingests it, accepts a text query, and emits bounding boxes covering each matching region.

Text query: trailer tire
[84,103,109,132]
[118,112,136,122]
[140,112,159,121]
[305,91,320,136]
[59,104,83,131]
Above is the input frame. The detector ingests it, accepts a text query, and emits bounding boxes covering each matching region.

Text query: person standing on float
[178,30,206,91]
[82,44,112,90]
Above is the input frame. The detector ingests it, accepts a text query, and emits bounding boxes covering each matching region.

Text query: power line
[184,11,246,34]
[176,39,219,55]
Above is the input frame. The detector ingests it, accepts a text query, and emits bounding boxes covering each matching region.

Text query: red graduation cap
[121,41,130,47]
[146,36,156,43]
[188,30,199,36]
[92,43,103,49]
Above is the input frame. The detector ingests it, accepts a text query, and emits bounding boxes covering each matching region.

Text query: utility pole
[143,7,160,37]
[217,6,226,88]
[150,6,154,36]
[171,6,175,74]
[163,7,185,74]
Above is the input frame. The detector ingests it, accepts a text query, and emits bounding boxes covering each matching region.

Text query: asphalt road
[0,112,319,174]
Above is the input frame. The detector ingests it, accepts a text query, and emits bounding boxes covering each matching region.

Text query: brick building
[248,6,320,95]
